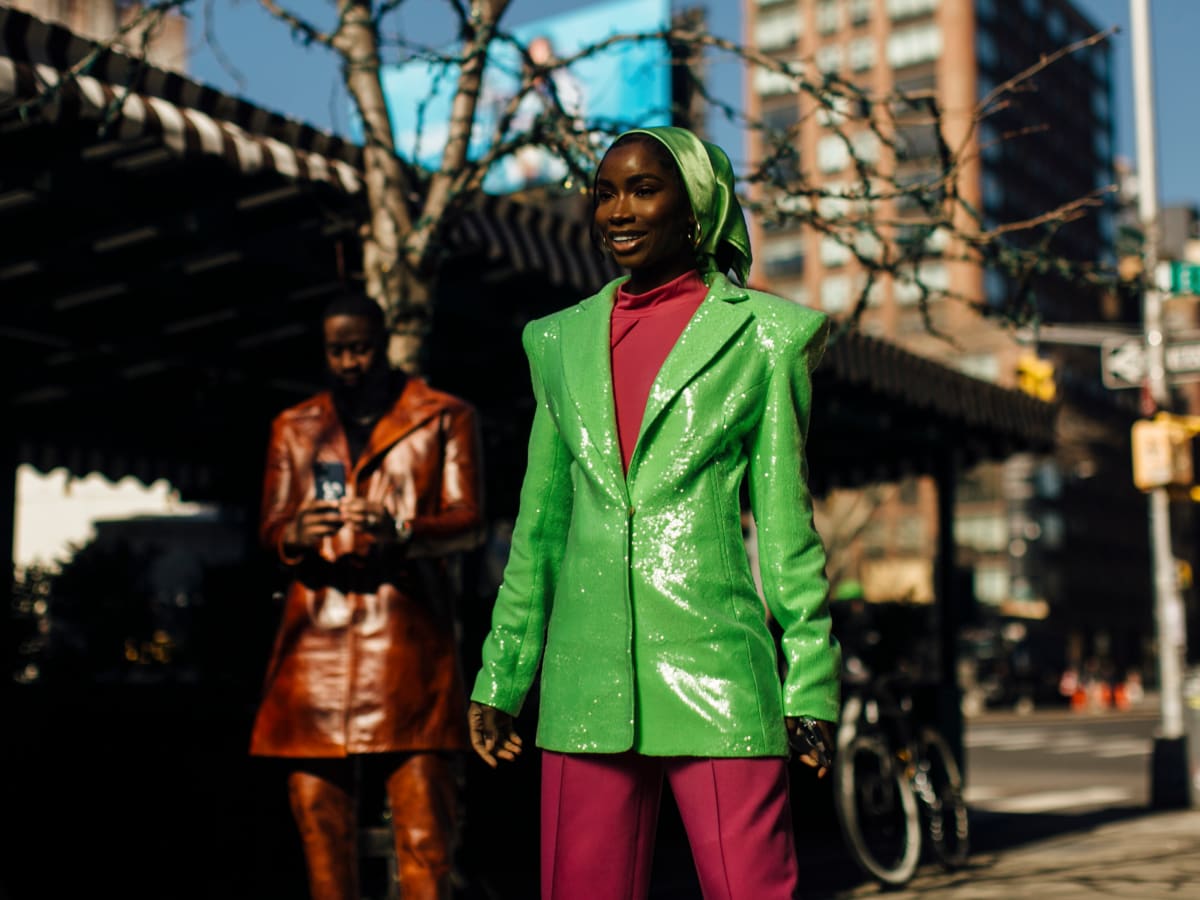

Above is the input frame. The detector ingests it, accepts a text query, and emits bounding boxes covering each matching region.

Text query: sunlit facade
[744,0,1138,693]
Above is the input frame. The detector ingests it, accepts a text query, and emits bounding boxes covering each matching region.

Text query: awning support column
[935,445,964,773]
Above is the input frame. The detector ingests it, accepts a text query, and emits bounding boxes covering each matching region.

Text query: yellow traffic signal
[1016,353,1056,401]
[1132,413,1200,492]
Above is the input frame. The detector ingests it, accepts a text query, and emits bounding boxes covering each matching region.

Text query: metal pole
[1131,0,1190,807]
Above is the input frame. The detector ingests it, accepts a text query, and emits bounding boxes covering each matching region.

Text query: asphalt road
[963,706,1160,814]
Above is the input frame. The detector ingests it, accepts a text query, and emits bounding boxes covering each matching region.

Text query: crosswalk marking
[965,727,1150,759]
[965,786,1133,814]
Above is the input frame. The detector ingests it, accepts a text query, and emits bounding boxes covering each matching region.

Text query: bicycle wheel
[915,727,970,869]
[833,733,922,887]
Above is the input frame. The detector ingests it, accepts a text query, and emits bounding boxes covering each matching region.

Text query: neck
[332,367,403,424]
[624,261,699,296]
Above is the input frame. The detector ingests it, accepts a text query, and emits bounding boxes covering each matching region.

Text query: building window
[917,260,949,292]
[851,129,880,163]
[893,277,921,306]
[855,229,883,264]
[762,237,806,278]
[974,564,1009,605]
[897,514,925,552]
[817,95,854,127]
[887,0,938,21]
[975,29,998,70]
[893,263,946,305]
[754,64,798,96]
[756,5,803,52]
[1040,511,1064,549]
[816,42,845,73]
[956,514,1007,552]
[1093,128,1111,167]
[888,22,942,69]
[897,123,938,161]
[848,36,876,72]
[862,519,888,557]
[777,281,812,306]
[762,101,801,139]
[850,0,873,26]
[959,353,1000,383]
[1046,7,1066,43]
[982,170,1003,212]
[817,134,850,172]
[975,0,996,20]
[820,235,852,267]
[1092,84,1111,123]
[984,269,1007,308]
[821,274,853,312]
[817,0,841,35]
[898,262,947,301]
[817,181,851,218]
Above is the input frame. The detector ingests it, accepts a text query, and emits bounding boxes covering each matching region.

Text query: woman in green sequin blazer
[467,127,840,762]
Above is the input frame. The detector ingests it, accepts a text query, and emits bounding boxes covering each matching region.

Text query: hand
[787,717,835,779]
[468,701,523,768]
[286,500,343,548]
[339,498,396,538]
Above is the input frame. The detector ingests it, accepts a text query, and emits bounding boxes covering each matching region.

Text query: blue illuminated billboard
[369,0,672,194]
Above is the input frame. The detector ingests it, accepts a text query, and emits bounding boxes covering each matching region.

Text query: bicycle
[832,668,970,887]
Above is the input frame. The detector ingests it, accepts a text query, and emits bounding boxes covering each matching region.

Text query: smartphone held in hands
[313,460,347,503]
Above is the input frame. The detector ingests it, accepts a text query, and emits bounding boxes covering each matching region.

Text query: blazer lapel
[628,275,752,478]
[352,378,442,478]
[557,281,628,494]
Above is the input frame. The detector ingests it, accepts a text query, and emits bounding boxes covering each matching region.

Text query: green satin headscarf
[613,125,753,285]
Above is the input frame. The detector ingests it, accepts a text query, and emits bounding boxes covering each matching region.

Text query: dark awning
[811,329,1057,493]
[0,5,618,296]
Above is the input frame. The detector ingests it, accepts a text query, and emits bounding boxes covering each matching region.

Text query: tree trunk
[335,0,431,373]
[388,265,436,375]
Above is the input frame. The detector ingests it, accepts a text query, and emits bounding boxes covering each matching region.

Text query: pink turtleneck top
[610,269,709,472]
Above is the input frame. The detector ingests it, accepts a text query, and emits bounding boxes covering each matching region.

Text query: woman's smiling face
[593,138,697,293]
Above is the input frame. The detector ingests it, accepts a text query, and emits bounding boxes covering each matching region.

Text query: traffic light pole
[1131,0,1191,808]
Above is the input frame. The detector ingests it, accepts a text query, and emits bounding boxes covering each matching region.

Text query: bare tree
[22,2,1124,371]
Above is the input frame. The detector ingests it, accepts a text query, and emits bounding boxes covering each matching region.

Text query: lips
[608,232,646,253]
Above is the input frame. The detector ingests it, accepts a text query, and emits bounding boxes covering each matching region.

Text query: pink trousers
[540,751,800,900]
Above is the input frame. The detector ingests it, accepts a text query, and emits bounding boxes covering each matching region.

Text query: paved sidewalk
[827,806,1200,899]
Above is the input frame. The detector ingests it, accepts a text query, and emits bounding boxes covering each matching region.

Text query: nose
[338,350,360,369]
[608,192,633,224]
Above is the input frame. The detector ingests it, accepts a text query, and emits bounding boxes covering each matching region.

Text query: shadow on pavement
[967,803,1153,856]
[0,682,1163,900]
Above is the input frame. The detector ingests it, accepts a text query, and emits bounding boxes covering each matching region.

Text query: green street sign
[1157,261,1200,295]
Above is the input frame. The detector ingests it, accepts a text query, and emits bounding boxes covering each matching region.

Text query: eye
[634,185,657,197]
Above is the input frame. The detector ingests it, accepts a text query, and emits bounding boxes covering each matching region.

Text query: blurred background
[3,1,1199,897]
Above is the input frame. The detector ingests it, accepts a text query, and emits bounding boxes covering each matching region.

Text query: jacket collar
[314,377,445,477]
[558,272,752,487]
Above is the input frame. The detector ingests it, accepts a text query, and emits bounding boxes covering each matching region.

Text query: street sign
[1157,261,1200,296]
[1102,338,1145,388]
[1101,337,1200,389]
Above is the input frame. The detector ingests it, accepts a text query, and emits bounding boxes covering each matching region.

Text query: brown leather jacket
[249,377,484,757]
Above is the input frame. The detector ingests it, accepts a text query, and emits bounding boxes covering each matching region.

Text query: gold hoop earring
[689,221,702,247]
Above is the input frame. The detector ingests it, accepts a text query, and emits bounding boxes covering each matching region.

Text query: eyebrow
[595,172,666,189]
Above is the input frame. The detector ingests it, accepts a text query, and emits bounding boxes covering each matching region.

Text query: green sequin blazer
[471,273,841,757]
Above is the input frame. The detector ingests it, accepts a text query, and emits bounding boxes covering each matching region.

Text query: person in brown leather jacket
[249,291,484,900]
